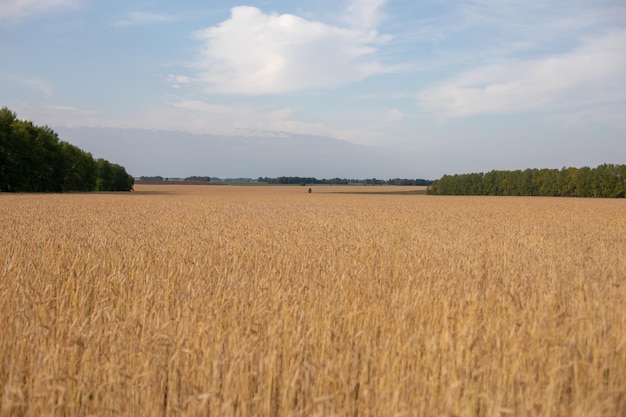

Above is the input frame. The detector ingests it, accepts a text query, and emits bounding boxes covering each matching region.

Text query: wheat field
[1,184,625,417]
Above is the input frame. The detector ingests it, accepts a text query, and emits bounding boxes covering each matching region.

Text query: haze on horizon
[1,0,625,179]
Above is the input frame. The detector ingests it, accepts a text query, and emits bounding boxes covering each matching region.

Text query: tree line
[257,176,433,186]
[428,165,626,198]
[0,107,134,192]
[138,176,211,182]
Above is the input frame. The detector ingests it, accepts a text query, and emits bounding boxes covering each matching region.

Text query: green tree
[96,159,134,191]
[0,108,18,191]
[1,107,133,193]
[60,142,97,191]
[617,165,626,198]
[574,166,593,197]
[427,165,625,198]
[595,164,620,198]
[560,167,578,197]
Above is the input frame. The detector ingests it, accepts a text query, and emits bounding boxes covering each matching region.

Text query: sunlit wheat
[1,185,625,416]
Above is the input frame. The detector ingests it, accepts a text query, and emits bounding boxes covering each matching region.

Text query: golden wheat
[1,185,625,416]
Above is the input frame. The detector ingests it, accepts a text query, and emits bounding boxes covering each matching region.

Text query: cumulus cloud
[193,4,393,94]
[418,30,626,121]
[0,0,77,22]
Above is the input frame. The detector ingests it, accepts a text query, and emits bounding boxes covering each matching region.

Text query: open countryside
[1,184,625,416]
[3,0,626,415]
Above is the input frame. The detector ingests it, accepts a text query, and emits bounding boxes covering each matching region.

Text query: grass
[1,185,625,416]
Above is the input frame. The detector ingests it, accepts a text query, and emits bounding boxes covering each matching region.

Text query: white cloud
[170,99,325,137]
[193,5,394,94]
[168,75,190,84]
[114,11,178,27]
[166,74,191,88]
[344,0,388,30]
[12,104,105,128]
[386,108,405,121]
[168,100,379,145]
[0,0,77,22]
[551,104,626,130]
[172,100,238,117]
[418,30,626,122]
[22,77,53,98]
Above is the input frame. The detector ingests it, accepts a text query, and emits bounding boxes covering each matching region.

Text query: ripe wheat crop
[1,185,625,416]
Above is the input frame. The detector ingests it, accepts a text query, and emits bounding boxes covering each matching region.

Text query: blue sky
[1,0,625,179]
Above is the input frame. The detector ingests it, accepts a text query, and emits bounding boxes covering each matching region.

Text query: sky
[1,0,625,179]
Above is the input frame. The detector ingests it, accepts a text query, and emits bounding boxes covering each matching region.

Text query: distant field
[1,185,625,416]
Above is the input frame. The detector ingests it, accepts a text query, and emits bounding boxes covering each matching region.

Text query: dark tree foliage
[0,107,133,192]
[428,165,626,198]
[95,159,134,192]
[388,178,432,186]
[185,176,211,182]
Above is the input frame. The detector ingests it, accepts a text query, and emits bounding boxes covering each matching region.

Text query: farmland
[1,184,625,416]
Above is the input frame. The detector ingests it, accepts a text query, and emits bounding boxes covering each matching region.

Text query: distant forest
[138,176,211,182]
[428,165,626,198]
[0,107,134,192]
[257,177,433,186]
[137,176,433,186]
